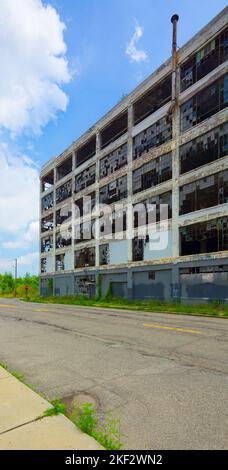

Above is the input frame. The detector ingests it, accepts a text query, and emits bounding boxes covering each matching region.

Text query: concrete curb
[0,366,103,450]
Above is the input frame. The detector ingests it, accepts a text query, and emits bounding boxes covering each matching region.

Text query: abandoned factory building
[40,8,228,302]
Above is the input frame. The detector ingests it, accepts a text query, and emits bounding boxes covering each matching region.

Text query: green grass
[26,294,228,318]
[44,398,67,417]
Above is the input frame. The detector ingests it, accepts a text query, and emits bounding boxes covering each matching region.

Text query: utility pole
[14,258,17,297]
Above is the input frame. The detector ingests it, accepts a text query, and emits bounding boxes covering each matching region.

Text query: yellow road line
[33,309,51,313]
[0,304,16,309]
[143,323,202,335]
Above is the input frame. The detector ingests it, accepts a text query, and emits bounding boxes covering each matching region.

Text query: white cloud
[0,251,39,275]
[0,0,71,135]
[3,221,39,250]
[0,142,39,235]
[126,22,148,63]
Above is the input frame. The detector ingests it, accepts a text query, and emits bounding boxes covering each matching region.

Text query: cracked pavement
[0,298,228,449]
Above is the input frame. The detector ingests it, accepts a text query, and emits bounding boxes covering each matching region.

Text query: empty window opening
[134,191,172,228]
[41,214,54,233]
[133,153,172,194]
[75,165,96,193]
[99,244,110,265]
[180,216,228,256]
[180,169,228,215]
[148,271,156,280]
[133,114,172,160]
[56,180,72,204]
[41,258,47,273]
[180,74,228,132]
[101,111,128,149]
[100,143,128,179]
[56,254,65,271]
[56,155,72,181]
[75,275,96,296]
[75,247,95,268]
[76,136,96,167]
[56,204,72,227]
[75,220,95,244]
[181,27,228,92]
[180,122,228,174]
[41,192,54,212]
[41,170,54,192]
[41,236,53,253]
[99,175,127,204]
[56,228,72,249]
[75,192,96,217]
[132,238,144,261]
[133,75,172,125]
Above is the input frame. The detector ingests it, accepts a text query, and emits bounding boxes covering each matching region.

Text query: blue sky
[0,0,227,276]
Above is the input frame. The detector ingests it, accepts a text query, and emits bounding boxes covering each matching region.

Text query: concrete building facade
[40,8,228,302]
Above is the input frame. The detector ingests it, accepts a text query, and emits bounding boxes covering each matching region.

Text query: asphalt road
[0,298,228,450]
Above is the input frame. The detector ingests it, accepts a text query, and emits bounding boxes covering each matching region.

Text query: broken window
[133,113,172,160]
[41,192,54,212]
[75,192,96,217]
[75,164,96,193]
[180,265,228,275]
[180,169,228,215]
[181,27,228,92]
[132,238,144,261]
[56,203,72,227]
[75,275,96,296]
[180,122,228,174]
[99,244,110,265]
[101,111,128,149]
[180,74,228,132]
[75,220,95,244]
[56,254,65,271]
[133,75,172,125]
[180,216,228,256]
[99,210,127,237]
[75,247,96,268]
[133,153,172,194]
[41,170,54,192]
[41,214,54,233]
[56,180,72,204]
[99,175,127,204]
[100,143,128,178]
[134,191,172,227]
[56,228,72,249]
[76,136,96,167]
[56,155,72,181]
[41,258,47,273]
[41,235,53,253]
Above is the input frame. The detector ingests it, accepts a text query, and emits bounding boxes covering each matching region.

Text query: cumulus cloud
[0,142,39,235]
[0,0,71,135]
[0,251,39,275]
[3,221,39,249]
[126,22,148,63]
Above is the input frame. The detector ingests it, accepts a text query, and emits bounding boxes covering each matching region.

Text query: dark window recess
[75,275,96,296]
[75,247,95,268]
[148,271,156,280]
[56,204,72,227]
[181,27,228,92]
[133,75,172,125]
[41,236,53,253]
[41,258,47,273]
[180,169,228,215]
[56,229,72,249]
[75,165,96,193]
[41,192,53,212]
[75,220,95,244]
[100,143,128,178]
[180,74,228,132]
[134,191,172,228]
[41,170,54,192]
[133,153,172,194]
[76,136,96,167]
[41,214,54,233]
[99,175,127,204]
[56,254,65,271]
[180,216,228,256]
[101,111,128,149]
[99,244,110,265]
[180,122,228,174]
[100,211,127,236]
[133,114,172,160]
[180,265,228,275]
[56,155,72,181]
[75,192,96,217]
[132,238,144,261]
[56,180,72,204]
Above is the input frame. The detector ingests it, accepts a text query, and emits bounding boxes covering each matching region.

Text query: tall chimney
[171,14,179,59]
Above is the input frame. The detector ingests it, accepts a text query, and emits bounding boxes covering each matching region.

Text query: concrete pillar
[127,103,133,263]
[171,65,180,260]
[127,268,133,301]
[95,131,101,267]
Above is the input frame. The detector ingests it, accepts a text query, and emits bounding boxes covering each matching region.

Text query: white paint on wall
[144,230,172,260]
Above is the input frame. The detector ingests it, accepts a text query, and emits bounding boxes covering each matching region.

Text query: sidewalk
[0,366,103,450]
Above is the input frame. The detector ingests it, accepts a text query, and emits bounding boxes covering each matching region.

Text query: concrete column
[95,131,101,267]
[127,268,133,301]
[127,104,133,263]
[53,167,57,276]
